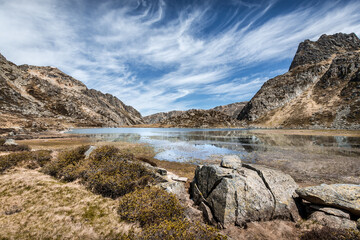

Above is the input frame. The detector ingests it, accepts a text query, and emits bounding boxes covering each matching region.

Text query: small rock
[4,139,17,146]
[220,155,242,169]
[157,168,167,176]
[357,218,360,230]
[4,205,22,215]
[309,205,351,219]
[296,184,360,217]
[159,181,186,197]
[309,211,357,230]
[172,176,188,182]
[84,146,96,158]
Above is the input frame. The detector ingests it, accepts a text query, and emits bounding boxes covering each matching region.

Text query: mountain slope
[238,33,360,129]
[143,102,247,126]
[0,53,143,129]
[211,101,248,118]
[155,109,241,128]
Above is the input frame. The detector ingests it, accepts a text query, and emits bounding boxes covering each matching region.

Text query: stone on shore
[308,211,357,230]
[4,139,17,146]
[296,184,360,216]
[191,160,299,228]
[220,155,242,169]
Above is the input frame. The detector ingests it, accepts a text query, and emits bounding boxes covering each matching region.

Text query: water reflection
[68,128,360,163]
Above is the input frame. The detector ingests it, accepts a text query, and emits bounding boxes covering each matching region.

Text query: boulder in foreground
[190,155,299,228]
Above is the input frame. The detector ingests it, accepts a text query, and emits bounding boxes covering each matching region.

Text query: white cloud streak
[0,0,359,115]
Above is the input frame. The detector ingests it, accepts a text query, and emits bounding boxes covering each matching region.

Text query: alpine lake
[67,128,360,186]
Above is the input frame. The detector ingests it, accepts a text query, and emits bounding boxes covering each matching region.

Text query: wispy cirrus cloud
[0,0,359,115]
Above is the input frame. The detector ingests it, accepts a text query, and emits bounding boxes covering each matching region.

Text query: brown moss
[42,145,89,180]
[139,219,227,240]
[0,150,52,173]
[300,227,360,240]
[118,187,184,227]
[43,145,156,198]
[0,144,30,152]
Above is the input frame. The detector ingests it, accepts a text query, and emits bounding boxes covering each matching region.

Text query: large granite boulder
[190,156,299,228]
[296,184,360,217]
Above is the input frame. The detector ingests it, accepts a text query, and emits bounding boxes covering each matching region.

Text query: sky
[0,0,359,116]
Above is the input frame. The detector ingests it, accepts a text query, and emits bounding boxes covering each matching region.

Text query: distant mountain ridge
[151,109,242,128]
[143,102,247,127]
[0,53,143,130]
[238,33,360,129]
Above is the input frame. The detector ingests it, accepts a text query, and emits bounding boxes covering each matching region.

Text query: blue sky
[0,0,359,116]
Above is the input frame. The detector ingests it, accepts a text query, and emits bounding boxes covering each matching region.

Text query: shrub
[139,219,227,240]
[85,158,154,198]
[42,145,156,198]
[88,145,123,163]
[118,187,184,227]
[300,227,360,240]
[42,145,89,180]
[0,150,52,173]
[0,144,30,152]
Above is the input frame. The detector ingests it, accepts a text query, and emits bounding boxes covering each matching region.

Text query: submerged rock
[190,158,298,228]
[296,184,360,216]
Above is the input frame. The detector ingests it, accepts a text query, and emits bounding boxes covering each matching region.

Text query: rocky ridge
[0,53,143,129]
[211,101,248,119]
[155,109,242,128]
[238,33,360,129]
[143,102,247,127]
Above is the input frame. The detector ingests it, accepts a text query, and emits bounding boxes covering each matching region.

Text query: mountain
[143,110,184,124]
[0,53,143,130]
[238,33,360,129]
[211,101,248,118]
[143,102,247,127]
[154,109,241,128]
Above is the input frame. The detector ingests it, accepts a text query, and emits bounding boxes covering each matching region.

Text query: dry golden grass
[17,137,93,151]
[0,168,134,239]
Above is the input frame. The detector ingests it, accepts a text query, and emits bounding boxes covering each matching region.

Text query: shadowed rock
[296,184,360,216]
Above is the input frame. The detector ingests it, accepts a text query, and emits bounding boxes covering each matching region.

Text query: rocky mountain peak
[289,32,360,70]
[0,52,143,129]
[238,32,360,129]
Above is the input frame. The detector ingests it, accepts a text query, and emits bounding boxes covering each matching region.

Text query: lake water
[68,128,360,163]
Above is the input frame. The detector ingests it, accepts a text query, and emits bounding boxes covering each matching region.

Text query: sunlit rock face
[190,158,299,228]
[238,33,360,129]
[0,53,143,130]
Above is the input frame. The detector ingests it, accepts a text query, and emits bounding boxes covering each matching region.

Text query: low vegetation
[0,137,30,152]
[118,186,226,240]
[300,227,360,240]
[0,168,131,239]
[0,150,52,173]
[118,187,184,227]
[138,219,227,240]
[43,145,156,198]
[0,144,227,239]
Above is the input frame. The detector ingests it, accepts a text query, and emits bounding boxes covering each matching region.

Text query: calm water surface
[68,128,360,163]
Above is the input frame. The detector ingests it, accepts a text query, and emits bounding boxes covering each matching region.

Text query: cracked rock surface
[190,156,298,228]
